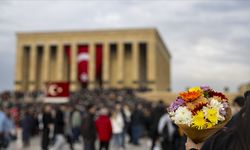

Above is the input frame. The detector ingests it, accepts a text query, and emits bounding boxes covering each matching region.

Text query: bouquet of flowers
[168,86,232,143]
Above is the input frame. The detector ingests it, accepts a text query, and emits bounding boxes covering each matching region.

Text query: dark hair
[204,91,250,150]
[234,96,245,107]
[234,91,250,149]
[86,103,94,111]
[244,91,250,98]
[224,91,250,150]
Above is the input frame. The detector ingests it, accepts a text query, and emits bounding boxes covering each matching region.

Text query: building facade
[15,28,171,92]
[239,82,250,95]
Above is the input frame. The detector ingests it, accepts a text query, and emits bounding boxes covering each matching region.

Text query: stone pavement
[8,136,154,150]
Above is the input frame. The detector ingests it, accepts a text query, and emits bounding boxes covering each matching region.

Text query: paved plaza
[8,136,152,150]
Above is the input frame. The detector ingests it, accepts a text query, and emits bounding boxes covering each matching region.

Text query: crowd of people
[0,89,249,150]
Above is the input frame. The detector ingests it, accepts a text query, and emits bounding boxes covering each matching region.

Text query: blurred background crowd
[0,89,247,150]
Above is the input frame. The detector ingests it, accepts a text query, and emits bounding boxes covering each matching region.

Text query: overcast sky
[0,0,250,92]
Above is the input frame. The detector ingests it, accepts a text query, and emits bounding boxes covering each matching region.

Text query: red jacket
[95,115,112,142]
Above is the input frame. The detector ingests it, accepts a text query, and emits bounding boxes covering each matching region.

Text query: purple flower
[220,102,229,116]
[169,98,185,112]
[200,85,210,91]
[219,108,227,116]
[222,102,229,108]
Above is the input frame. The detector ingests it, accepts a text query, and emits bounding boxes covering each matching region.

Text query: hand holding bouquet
[168,86,231,143]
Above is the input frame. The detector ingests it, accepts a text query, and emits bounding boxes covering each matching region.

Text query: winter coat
[81,113,96,141]
[111,113,124,134]
[95,115,112,142]
[54,109,65,135]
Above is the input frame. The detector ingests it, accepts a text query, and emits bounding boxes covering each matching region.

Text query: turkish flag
[95,44,103,79]
[77,45,89,83]
[44,82,69,103]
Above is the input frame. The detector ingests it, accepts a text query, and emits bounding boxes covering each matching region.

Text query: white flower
[208,99,225,121]
[172,106,193,126]
[209,98,223,110]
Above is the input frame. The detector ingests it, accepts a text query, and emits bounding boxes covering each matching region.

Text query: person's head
[59,104,67,111]
[158,100,164,105]
[86,103,96,114]
[124,103,130,110]
[233,96,245,112]
[244,91,250,99]
[44,104,51,113]
[136,103,143,110]
[99,107,109,116]
[115,102,122,111]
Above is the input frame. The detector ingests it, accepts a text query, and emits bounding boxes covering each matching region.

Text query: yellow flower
[192,111,207,130]
[206,122,213,128]
[189,86,202,92]
[206,108,219,124]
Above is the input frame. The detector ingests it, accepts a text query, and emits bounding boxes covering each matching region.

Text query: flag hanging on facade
[77,45,89,84]
[44,82,69,103]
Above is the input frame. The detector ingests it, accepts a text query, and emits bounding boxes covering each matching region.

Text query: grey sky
[0,0,250,92]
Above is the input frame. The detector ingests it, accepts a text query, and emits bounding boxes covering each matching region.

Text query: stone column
[132,42,140,89]
[42,44,50,85]
[102,42,110,89]
[88,43,96,89]
[147,41,157,90]
[56,44,64,81]
[117,42,124,88]
[15,42,23,91]
[28,44,37,92]
[70,43,78,91]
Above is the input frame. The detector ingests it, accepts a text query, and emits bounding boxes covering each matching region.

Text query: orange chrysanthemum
[186,98,208,114]
[180,91,202,102]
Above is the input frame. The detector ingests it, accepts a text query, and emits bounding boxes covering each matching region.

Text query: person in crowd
[149,100,166,150]
[41,105,53,150]
[53,105,66,150]
[20,109,33,147]
[158,109,175,150]
[172,124,186,150]
[4,110,16,144]
[186,91,250,150]
[82,104,97,150]
[0,106,9,149]
[95,107,112,150]
[64,105,74,150]
[111,104,125,150]
[226,96,245,128]
[121,103,131,148]
[130,103,145,146]
[71,106,82,142]
[29,107,39,136]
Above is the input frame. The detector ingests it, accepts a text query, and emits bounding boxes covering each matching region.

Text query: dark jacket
[149,105,165,137]
[225,112,239,128]
[82,113,96,141]
[42,112,53,131]
[202,128,246,150]
[54,109,65,135]
[131,109,144,126]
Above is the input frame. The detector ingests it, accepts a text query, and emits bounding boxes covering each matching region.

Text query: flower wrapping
[168,86,232,143]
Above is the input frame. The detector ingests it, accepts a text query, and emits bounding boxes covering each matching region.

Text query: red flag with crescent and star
[44,82,69,103]
[77,45,89,84]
